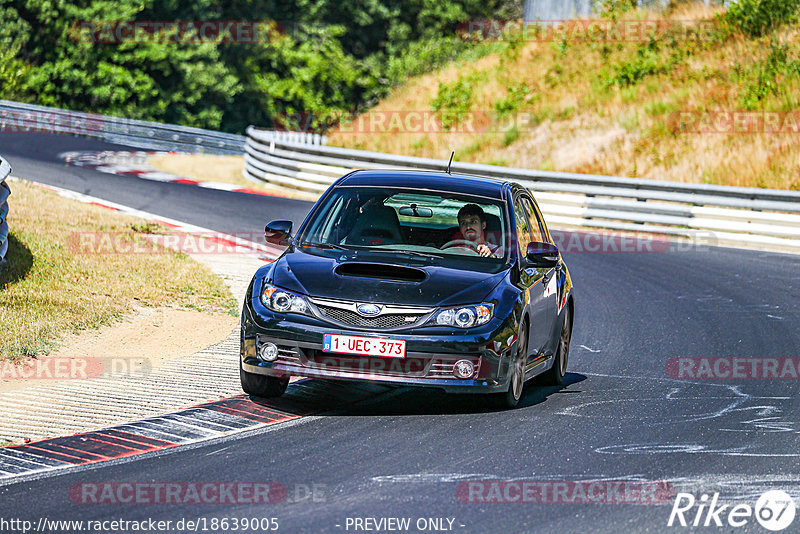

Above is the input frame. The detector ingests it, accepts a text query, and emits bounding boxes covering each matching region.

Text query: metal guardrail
[244,126,800,252]
[0,156,11,267]
[244,129,328,146]
[0,100,245,154]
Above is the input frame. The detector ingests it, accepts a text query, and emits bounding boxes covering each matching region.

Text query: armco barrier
[244,126,800,252]
[0,156,11,266]
[0,100,244,154]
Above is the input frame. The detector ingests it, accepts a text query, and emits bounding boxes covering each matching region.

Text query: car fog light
[453,360,475,379]
[258,342,279,362]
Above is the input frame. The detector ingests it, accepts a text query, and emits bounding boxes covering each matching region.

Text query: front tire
[490,323,528,409]
[541,305,571,386]
[240,359,289,398]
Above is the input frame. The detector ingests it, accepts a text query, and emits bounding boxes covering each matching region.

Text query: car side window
[513,196,532,257]
[306,193,346,243]
[521,196,546,243]
[530,199,552,243]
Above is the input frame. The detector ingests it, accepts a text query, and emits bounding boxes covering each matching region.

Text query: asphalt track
[1,132,800,533]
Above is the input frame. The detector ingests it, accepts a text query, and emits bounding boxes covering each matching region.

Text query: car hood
[270,249,507,307]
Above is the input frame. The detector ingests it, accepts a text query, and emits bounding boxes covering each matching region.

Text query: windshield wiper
[299,241,348,251]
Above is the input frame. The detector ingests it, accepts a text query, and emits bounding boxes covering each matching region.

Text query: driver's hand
[477,244,493,257]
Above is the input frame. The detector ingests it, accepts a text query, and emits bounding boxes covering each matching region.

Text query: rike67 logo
[668,490,796,531]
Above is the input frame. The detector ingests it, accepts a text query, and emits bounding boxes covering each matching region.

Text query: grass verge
[147,154,247,187]
[0,180,237,363]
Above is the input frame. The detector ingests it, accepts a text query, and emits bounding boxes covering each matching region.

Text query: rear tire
[541,305,571,386]
[239,360,289,398]
[490,323,528,409]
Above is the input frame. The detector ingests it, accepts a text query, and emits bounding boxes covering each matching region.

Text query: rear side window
[513,196,532,256]
[521,196,546,243]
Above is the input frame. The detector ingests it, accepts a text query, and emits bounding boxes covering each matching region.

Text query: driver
[456,204,500,258]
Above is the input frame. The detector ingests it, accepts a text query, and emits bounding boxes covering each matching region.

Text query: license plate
[322,334,406,358]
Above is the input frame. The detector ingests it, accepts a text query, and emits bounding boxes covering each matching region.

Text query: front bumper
[241,302,518,394]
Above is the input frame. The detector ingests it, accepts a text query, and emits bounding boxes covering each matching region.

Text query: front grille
[316,305,422,329]
[277,345,301,365]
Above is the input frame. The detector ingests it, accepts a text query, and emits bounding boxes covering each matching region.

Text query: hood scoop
[335,262,426,282]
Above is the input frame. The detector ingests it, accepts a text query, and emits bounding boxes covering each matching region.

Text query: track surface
[2,133,800,533]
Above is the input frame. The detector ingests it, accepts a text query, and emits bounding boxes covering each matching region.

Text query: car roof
[336,170,511,199]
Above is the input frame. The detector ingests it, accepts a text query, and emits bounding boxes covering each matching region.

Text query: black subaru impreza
[240,170,574,408]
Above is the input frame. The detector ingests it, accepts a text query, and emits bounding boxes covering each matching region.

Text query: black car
[240,170,574,408]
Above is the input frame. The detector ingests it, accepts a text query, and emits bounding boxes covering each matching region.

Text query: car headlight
[432,303,493,328]
[261,283,309,315]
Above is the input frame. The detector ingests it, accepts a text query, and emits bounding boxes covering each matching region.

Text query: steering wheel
[441,239,480,255]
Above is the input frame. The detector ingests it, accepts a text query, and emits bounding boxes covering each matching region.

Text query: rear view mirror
[398,204,433,218]
[264,220,293,246]
[524,242,559,268]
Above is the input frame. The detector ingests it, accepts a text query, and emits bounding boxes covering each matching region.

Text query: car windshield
[298,187,509,262]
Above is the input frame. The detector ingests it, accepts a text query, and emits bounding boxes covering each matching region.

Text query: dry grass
[0,181,237,362]
[329,5,800,190]
[148,154,247,185]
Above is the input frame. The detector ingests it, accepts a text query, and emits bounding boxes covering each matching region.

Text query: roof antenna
[446,151,455,174]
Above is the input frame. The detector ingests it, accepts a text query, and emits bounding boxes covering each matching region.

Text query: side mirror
[264,220,293,246]
[524,242,559,268]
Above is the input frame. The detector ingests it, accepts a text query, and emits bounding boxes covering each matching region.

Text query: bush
[597,0,638,21]
[739,42,800,109]
[0,46,30,101]
[501,125,520,146]
[608,40,668,87]
[385,37,494,87]
[723,0,800,37]
[431,75,476,130]
[494,83,531,117]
